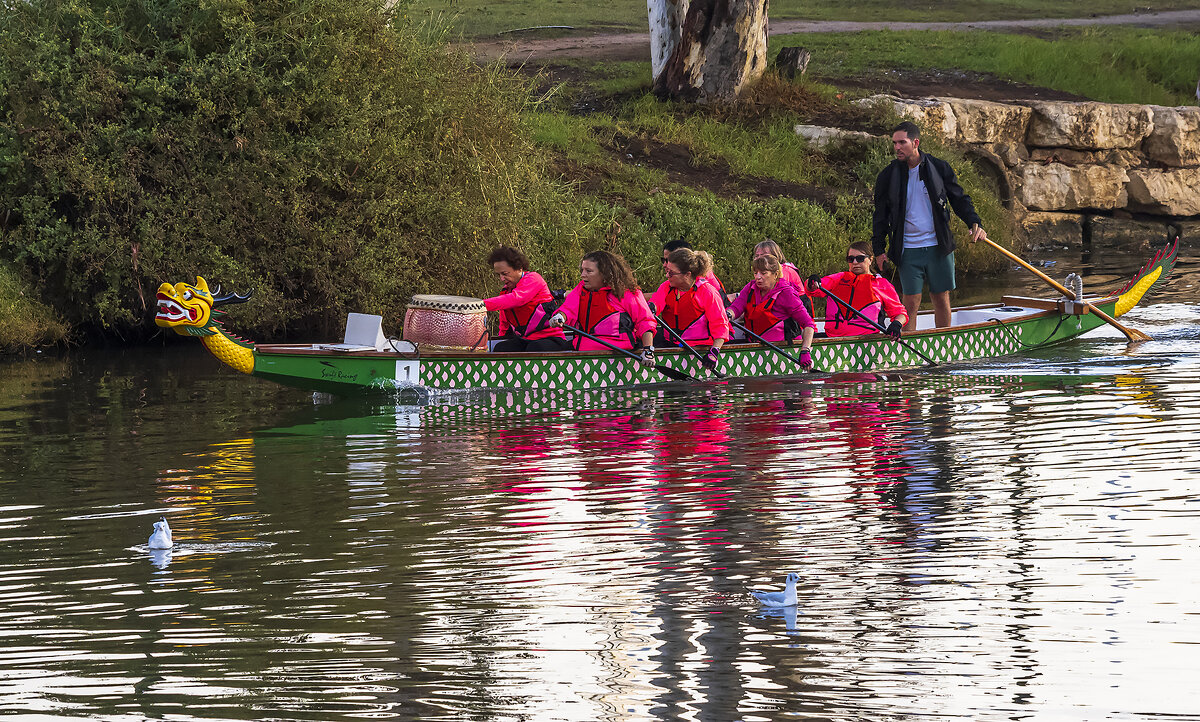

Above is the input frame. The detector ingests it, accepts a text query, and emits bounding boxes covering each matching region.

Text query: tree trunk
[652,0,769,103]
[647,0,689,81]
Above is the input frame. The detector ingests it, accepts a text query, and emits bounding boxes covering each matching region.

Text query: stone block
[1176,220,1199,243]
[1016,162,1129,211]
[1144,106,1200,167]
[794,124,881,149]
[1089,216,1177,254]
[987,141,1029,168]
[1026,101,1154,150]
[940,97,1031,145]
[1022,211,1085,250]
[1028,148,1146,168]
[856,95,957,140]
[1126,168,1200,216]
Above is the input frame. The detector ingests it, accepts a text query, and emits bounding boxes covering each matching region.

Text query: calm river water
[1,258,1199,720]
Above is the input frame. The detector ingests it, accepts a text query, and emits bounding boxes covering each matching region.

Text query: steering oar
[978,236,1150,342]
[816,285,939,367]
[563,325,697,382]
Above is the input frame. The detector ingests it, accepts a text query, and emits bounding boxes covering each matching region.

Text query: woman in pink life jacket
[482,246,571,353]
[650,248,731,370]
[660,239,730,305]
[548,250,657,366]
[727,255,817,369]
[807,241,908,339]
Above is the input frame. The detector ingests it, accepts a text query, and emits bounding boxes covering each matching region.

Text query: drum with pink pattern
[403,295,489,351]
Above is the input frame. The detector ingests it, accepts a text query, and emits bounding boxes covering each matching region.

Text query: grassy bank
[520,66,1013,294]
[16,0,1164,350]
[0,265,68,352]
[412,0,1200,37]
[778,27,1200,106]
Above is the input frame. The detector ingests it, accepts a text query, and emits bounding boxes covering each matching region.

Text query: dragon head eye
[183,290,193,300]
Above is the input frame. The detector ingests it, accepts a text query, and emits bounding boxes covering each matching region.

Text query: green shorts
[899,246,956,295]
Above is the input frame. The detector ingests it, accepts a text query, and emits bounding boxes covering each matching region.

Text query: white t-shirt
[903,164,938,249]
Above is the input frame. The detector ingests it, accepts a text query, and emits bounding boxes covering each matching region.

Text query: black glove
[885,320,903,339]
[806,275,822,293]
[702,346,721,370]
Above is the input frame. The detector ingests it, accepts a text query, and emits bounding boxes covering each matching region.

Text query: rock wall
[851,96,1198,249]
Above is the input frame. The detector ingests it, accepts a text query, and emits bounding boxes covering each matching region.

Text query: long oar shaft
[979,237,1150,342]
[563,324,697,382]
[817,284,939,366]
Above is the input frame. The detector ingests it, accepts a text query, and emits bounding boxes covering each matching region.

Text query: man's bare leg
[902,293,921,332]
[931,291,952,328]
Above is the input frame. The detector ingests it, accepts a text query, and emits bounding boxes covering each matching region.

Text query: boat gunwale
[251,296,1115,360]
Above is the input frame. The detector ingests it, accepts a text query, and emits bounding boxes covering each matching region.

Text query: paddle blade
[655,364,697,382]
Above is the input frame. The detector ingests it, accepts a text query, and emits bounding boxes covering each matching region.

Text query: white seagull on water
[148,517,173,549]
[748,572,799,608]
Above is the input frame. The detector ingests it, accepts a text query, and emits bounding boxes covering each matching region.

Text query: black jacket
[871,153,981,264]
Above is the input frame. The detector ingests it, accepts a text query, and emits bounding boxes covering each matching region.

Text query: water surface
[1,256,1198,721]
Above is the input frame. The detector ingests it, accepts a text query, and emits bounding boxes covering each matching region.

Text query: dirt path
[468,9,1200,63]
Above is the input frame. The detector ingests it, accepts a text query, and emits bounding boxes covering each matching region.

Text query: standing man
[872,121,987,329]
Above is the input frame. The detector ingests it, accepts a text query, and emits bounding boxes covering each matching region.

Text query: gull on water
[748,572,799,608]
[148,517,173,549]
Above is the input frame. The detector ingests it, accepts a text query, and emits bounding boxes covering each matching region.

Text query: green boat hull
[247,300,1115,397]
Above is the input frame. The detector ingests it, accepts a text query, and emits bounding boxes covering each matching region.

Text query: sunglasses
[846,255,870,263]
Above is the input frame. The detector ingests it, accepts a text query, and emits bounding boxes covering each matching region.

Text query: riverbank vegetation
[0,266,68,352]
[8,0,1192,350]
[410,0,1200,36]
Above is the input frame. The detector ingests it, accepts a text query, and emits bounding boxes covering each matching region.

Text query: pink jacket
[813,272,907,337]
[650,277,731,345]
[557,282,656,351]
[483,271,564,342]
[728,279,815,343]
[781,262,806,294]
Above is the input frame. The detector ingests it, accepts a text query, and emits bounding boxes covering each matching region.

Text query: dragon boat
[154,239,1177,397]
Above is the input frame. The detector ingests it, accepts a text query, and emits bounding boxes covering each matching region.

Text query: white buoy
[148,517,173,549]
[748,572,799,608]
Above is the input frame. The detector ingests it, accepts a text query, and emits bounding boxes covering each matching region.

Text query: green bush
[0,0,562,339]
[519,192,863,295]
[0,263,69,351]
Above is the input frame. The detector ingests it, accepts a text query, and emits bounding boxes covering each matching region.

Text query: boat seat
[315,313,399,352]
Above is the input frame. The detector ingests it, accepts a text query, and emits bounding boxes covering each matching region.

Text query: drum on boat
[403,295,489,351]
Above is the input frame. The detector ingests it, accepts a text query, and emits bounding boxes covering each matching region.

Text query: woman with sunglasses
[650,247,730,370]
[807,242,908,338]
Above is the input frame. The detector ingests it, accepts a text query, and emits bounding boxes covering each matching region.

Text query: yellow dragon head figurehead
[155,276,217,335]
[155,276,253,338]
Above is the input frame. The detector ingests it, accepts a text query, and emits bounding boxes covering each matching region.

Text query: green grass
[620,95,839,186]
[775,27,1200,106]
[0,264,69,351]
[413,0,1200,37]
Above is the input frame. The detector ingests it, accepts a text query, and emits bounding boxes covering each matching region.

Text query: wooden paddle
[730,320,822,373]
[979,237,1151,342]
[651,312,726,378]
[563,325,697,382]
[816,284,939,367]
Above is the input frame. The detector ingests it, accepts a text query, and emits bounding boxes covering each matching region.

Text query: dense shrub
[0,0,559,338]
[0,265,68,351]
